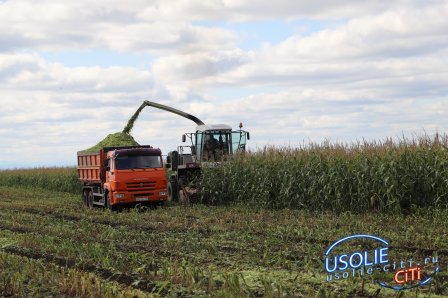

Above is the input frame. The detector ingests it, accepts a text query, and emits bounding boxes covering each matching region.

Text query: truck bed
[77,150,102,183]
[77,146,155,184]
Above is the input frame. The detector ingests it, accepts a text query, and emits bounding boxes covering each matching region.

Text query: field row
[1,186,448,296]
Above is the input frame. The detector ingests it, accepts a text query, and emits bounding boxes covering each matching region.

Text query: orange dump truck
[77,145,167,210]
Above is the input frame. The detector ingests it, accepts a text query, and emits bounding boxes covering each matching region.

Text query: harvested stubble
[199,134,448,213]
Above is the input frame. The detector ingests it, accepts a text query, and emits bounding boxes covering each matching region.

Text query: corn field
[1,135,448,213]
[200,134,448,212]
[0,167,79,194]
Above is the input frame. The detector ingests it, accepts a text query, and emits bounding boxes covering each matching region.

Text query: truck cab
[77,146,167,209]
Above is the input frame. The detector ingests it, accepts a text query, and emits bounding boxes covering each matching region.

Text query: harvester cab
[180,123,249,163]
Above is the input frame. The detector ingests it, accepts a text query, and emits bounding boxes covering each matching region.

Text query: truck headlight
[159,191,167,196]
[115,193,125,199]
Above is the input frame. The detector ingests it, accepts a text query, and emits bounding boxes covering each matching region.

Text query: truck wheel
[87,191,94,208]
[105,192,117,211]
[168,180,178,202]
[82,190,88,206]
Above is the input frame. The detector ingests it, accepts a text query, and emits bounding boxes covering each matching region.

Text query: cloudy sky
[0,0,447,168]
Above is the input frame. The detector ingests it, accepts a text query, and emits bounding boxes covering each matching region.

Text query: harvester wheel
[168,180,178,202]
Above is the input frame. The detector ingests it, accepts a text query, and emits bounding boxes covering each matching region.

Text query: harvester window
[195,132,203,160]
[203,132,230,161]
[232,131,247,153]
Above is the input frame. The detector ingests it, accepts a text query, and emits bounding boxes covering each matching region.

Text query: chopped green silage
[122,102,146,134]
[82,132,139,152]
[82,102,147,152]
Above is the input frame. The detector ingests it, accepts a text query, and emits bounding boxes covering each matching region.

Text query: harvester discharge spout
[122,100,204,135]
[142,100,205,126]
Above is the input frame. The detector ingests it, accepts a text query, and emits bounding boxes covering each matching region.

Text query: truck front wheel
[105,192,117,211]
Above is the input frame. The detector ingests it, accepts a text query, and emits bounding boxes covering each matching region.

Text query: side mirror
[165,163,171,169]
[247,132,250,140]
[182,134,186,142]
[166,155,171,163]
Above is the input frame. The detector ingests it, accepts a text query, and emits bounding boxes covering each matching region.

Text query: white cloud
[1,1,443,53]
[141,2,448,96]
[0,53,162,165]
[136,0,437,21]
[0,1,448,167]
[0,53,154,94]
[0,1,238,54]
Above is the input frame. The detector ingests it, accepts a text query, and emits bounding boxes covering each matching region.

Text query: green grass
[0,186,447,297]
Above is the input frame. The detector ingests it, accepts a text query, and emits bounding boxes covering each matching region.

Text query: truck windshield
[115,155,162,170]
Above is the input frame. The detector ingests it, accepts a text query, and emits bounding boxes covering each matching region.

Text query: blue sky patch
[193,19,342,50]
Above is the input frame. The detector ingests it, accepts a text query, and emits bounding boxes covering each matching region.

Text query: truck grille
[134,193,153,198]
[126,181,156,193]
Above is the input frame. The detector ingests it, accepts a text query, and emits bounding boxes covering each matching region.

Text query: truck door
[106,158,115,182]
